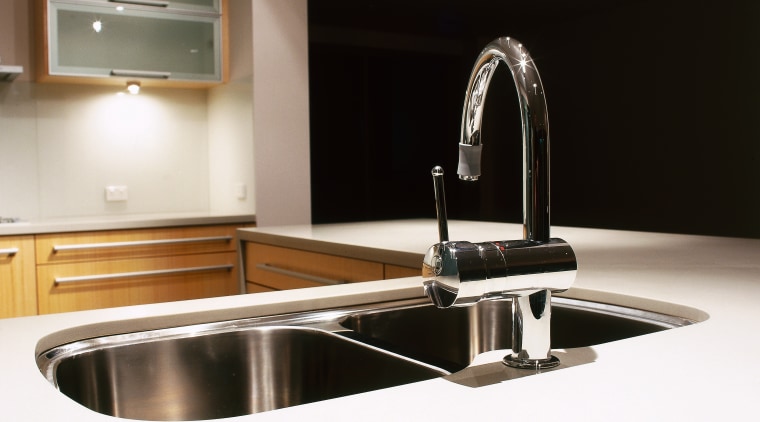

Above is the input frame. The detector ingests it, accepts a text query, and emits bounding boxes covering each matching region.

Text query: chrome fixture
[422,37,577,370]
[0,56,23,82]
[0,66,22,82]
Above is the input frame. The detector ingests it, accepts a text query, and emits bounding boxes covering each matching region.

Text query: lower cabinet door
[384,264,420,279]
[0,236,37,318]
[245,243,384,291]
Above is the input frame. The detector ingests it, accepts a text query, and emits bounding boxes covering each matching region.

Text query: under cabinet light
[126,81,141,95]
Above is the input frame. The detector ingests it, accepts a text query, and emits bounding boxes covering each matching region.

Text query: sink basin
[38,296,697,420]
[47,326,445,421]
[340,297,696,372]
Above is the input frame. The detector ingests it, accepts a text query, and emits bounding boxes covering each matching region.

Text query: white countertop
[0,212,255,236]
[2,220,759,421]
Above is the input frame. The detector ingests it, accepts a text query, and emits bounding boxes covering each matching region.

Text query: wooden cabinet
[36,225,240,314]
[0,236,38,318]
[243,242,419,293]
[244,243,383,292]
[384,264,420,279]
[37,0,228,88]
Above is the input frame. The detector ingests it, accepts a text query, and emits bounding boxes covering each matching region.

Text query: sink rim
[36,295,703,420]
[38,295,699,385]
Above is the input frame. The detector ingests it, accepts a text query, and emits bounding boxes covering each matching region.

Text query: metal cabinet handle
[256,263,345,286]
[0,247,19,256]
[55,264,233,284]
[53,236,232,253]
[108,0,170,8]
[110,69,171,79]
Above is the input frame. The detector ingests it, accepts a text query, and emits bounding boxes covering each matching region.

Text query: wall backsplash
[1,82,204,220]
[0,79,255,221]
[0,82,38,220]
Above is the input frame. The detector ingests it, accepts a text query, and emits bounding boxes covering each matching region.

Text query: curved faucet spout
[422,37,576,370]
[458,36,550,243]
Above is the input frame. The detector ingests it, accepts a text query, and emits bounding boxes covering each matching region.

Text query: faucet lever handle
[431,166,449,242]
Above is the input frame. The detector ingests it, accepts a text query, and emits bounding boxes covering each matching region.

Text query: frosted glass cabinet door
[48,2,222,82]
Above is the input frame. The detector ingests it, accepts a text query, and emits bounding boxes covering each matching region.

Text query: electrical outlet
[105,185,128,202]
[236,183,247,200]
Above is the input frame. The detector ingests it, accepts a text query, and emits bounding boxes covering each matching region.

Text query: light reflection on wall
[34,84,210,219]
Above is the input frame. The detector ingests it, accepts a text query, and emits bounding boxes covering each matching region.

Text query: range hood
[0,65,23,82]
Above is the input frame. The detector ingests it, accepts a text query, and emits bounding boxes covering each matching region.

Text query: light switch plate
[105,185,128,202]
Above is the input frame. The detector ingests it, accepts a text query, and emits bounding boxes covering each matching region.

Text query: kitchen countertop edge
[0,213,256,236]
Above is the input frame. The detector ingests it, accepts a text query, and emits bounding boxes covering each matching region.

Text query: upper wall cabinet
[37,0,228,88]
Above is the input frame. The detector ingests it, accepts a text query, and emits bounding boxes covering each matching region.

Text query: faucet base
[503,354,560,370]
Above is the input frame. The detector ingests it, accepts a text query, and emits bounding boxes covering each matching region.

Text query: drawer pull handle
[110,69,171,79]
[53,236,232,252]
[55,264,234,284]
[107,0,170,8]
[0,247,19,256]
[256,263,345,286]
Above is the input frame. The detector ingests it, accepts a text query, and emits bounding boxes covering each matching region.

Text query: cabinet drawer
[245,243,383,291]
[37,252,238,314]
[36,225,238,264]
[0,236,38,318]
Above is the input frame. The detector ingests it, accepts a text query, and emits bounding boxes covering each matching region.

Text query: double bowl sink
[37,296,697,421]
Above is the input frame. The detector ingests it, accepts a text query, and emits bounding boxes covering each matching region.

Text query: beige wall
[251,0,311,226]
[208,0,256,216]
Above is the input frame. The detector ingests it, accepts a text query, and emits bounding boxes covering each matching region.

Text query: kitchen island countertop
[2,219,759,421]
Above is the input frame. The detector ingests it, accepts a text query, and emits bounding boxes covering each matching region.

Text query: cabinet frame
[35,0,229,88]
[76,0,222,14]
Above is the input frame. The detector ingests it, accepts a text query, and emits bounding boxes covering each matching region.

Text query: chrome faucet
[422,37,577,370]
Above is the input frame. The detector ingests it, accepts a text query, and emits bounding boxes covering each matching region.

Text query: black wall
[308,0,760,238]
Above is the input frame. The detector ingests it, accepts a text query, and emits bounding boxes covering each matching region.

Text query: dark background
[308,0,760,238]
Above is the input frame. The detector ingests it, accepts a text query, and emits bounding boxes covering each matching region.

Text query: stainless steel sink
[38,297,697,421]
[44,325,445,421]
[340,297,696,372]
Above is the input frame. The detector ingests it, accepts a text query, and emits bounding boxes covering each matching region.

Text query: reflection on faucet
[422,37,577,370]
